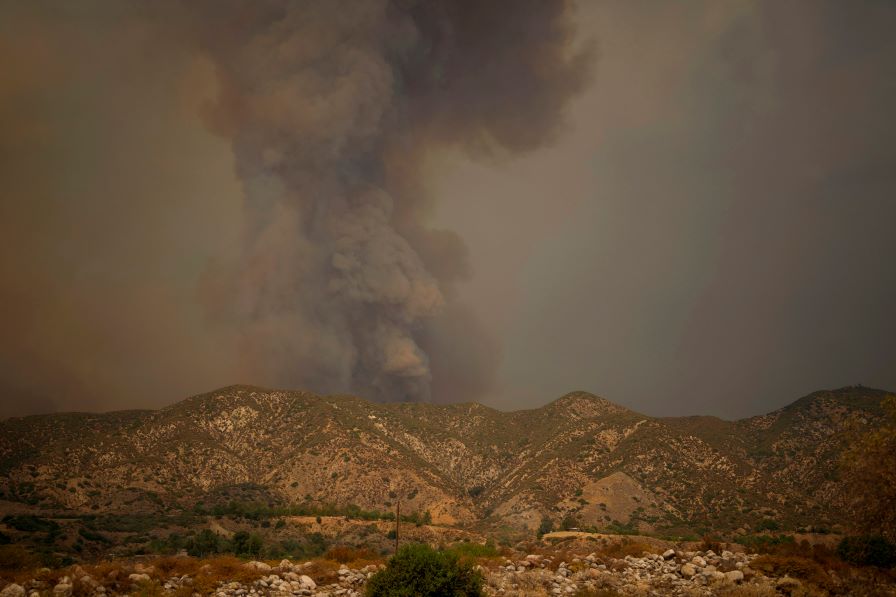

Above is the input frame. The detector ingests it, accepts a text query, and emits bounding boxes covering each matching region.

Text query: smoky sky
[1,1,894,420]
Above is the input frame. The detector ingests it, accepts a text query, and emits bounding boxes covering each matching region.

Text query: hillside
[0,385,889,539]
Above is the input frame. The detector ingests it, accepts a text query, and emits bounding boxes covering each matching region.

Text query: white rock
[691,556,706,567]
[128,573,151,583]
[52,583,72,597]
[680,563,696,578]
[244,561,272,573]
[662,549,675,559]
[0,584,25,597]
[299,575,316,590]
[725,570,744,582]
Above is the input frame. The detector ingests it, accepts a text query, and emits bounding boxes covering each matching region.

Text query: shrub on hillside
[365,543,483,597]
[836,535,896,568]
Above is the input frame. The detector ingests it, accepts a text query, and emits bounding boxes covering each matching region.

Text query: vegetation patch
[365,543,483,597]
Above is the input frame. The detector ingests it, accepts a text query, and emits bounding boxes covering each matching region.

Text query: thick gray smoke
[189,1,591,401]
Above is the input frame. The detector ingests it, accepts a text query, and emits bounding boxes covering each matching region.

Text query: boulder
[52,583,72,597]
[662,549,675,560]
[691,556,707,567]
[128,573,151,584]
[0,584,25,597]
[244,561,272,573]
[706,570,726,582]
[299,575,316,590]
[680,563,697,578]
[725,570,744,583]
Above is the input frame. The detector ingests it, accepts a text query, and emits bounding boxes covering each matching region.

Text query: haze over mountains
[1,385,889,536]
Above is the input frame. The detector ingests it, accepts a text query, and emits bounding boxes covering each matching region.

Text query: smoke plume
[189,1,591,401]
[0,0,588,414]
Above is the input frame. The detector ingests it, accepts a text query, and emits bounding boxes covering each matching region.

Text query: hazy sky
[1,1,894,419]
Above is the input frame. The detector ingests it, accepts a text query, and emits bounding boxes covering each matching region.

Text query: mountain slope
[0,385,888,535]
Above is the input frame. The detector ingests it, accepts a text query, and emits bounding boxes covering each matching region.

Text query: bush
[837,535,896,568]
[756,519,780,532]
[365,543,483,597]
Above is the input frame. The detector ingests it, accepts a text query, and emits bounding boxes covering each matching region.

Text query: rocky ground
[3,546,894,597]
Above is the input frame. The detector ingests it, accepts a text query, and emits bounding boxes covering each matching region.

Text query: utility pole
[394,498,400,555]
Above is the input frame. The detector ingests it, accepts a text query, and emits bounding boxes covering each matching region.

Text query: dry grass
[572,589,622,597]
[164,555,266,595]
[751,555,833,592]
[714,584,778,597]
[594,538,656,559]
[148,556,201,579]
[323,545,376,564]
[0,545,41,584]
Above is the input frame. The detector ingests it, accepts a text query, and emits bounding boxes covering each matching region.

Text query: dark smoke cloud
[0,0,590,415]
[188,0,591,402]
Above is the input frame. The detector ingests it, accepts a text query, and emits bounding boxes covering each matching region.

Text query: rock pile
[484,549,762,595]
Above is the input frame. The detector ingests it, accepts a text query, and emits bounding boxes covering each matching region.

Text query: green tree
[185,529,222,557]
[537,516,553,537]
[365,544,483,597]
[561,514,579,531]
[230,531,263,556]
[841,395,896,539]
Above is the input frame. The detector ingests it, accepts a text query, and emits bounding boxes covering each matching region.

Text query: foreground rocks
[3,549,894,596]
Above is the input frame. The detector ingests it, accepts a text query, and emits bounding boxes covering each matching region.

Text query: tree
[537,516,553,538]
[186,529,222,557]
[840,394,896,540]
[561,514,579,531]
[230,531,263,556]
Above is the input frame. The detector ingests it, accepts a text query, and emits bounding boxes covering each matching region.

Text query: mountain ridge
[0,385,890,537]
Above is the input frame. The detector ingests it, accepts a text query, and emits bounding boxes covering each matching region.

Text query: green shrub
[756,519,780,531]
[561,514,580,531]
[837,535,896,568]
[365,543,483,597]
[538,516,553,537]
[230,531,263,557]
